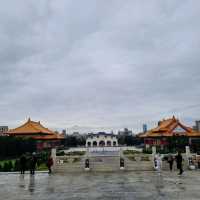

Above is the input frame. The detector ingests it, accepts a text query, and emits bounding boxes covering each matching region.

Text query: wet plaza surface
[0,171,200,200]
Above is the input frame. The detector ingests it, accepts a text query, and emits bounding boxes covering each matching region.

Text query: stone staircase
[54,152,190,173]
[53,163,84,173]
[123,155,154,171]
[53,157,85,173]
[89,156,120,172]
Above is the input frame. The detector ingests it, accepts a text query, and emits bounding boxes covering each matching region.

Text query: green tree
[14,159,20,171]
[3,162,10,172]
[8,161,13,172]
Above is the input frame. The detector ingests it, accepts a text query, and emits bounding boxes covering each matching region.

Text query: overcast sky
[0,0,200,133]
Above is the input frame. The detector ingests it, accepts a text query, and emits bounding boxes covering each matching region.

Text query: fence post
[51,148,56,172]
[152,146,156,156]
[185,146,191,157]
[151,146,156,164]
[185,146,191,169]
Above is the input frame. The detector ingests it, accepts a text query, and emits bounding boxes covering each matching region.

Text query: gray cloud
[0,0,200,132]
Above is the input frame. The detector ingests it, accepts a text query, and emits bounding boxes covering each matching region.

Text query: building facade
[86,132,118,147]
[0,126,8,136]
[139,116,200,151]
[7,118,64,150]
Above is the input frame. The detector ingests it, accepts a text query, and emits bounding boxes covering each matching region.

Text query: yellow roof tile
[7,118,55,135]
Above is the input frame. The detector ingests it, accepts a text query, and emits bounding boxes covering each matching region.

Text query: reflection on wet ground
[0,171,200,200]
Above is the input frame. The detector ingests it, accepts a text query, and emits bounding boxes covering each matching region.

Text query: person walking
[47,156,54,174]
[176,151,183,175]
[20,154,27,174]
[30,152,37,175]
[157,154,162,173]
[154,154,162,173]
[168,154,174,171]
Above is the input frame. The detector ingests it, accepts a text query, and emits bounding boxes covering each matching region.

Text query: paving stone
[0,171,200,200]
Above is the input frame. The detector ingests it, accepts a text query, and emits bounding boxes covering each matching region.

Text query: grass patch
[0,158,48,171]
[56,151,85,156]
[64,151,85,156]
[123,150,141,155]
[0,159,16,166]
[140,156,150,161]
[63,158,69,163]
[126,156,136,161]
[37,163,48,171]
[72,157,81,163]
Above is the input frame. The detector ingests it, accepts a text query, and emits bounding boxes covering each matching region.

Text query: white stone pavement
[0,171,200,200]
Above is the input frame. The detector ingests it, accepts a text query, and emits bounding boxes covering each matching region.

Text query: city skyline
[1,1,200,131]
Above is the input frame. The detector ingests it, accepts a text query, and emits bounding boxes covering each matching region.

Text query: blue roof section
[88,132,116,137]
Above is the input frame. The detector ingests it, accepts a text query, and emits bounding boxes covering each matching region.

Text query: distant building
[72,132,82,139]
[86,132,118,147]
[118,128,133,136]
[7,118,64,150]
[0,126,8,136]
[193,121,200,132]
[62,129,66,135]
[143,124,147,133]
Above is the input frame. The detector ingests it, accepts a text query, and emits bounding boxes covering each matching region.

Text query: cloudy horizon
[1,1,200,133]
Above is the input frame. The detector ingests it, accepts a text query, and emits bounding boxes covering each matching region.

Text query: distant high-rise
[143,124,147,133]
[118,128,132,136]
[194,121,200,131]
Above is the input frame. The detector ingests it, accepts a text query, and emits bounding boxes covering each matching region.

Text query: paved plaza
[0,171,200,200]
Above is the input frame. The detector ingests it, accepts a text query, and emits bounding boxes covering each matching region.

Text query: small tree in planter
[8,161,13,172]
[14,159,20,171]
[3,162,10,172]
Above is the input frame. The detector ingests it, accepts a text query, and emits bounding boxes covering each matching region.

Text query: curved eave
[32,135,64,140]
[7,131,54,136]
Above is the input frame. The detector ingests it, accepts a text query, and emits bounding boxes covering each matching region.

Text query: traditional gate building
[86,132,118,147]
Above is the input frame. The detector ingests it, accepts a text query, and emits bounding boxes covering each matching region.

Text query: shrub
[8,161,13,171]
[56,151,65,156]
[3,162,10,172]
[14,159,20,171]
[142,148,152,154]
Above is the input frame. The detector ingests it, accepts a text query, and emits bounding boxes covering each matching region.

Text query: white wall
[86,135,118,147]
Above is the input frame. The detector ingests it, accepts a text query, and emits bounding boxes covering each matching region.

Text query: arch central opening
[99,140,105,147]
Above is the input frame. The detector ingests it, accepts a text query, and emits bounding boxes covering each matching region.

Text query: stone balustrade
[51,146,199,173]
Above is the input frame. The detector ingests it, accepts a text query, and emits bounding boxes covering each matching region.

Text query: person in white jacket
[154,154,162,172]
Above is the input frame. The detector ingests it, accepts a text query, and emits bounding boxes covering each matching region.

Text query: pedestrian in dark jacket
[168,154,174,171]
[20,154,27,174]
[176,152,183,175]
[30,153,37,175]
[47,156,54,174]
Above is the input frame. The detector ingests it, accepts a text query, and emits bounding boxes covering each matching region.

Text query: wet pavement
[0,171,200,200]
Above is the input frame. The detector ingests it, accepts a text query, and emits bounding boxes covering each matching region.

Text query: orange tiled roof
[7,118,55,135]
[140,116,200,137]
